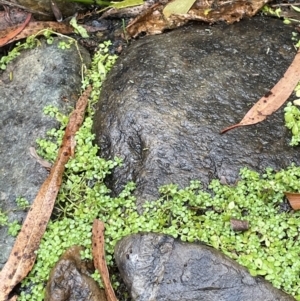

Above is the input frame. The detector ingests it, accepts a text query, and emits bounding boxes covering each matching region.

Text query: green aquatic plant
[17,40,300,301]
[0,197,30,237]
[19,161,300,300]
[0,36,38,70]
[284,81,300,146]
[0,28,86,72]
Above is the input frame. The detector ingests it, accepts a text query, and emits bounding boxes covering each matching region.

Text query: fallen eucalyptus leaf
[291,5,300,13]
[221,49,300,133]
[2,21,102,46]
[163,0,196,18]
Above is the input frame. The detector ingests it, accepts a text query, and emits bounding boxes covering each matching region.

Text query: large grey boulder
[115,233,296,301]
[93,17,300,206]
[0,39,90,268]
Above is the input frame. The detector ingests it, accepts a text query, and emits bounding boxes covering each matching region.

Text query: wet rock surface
[0,39,90,268]
[115,233,296,301]
[93,17,300,206]
[45,246,107,301]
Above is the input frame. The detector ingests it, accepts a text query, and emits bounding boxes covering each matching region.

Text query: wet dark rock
[0,39,90,268]
[45,246,107,301]
[93,17,300,206]
[115,233,296,301]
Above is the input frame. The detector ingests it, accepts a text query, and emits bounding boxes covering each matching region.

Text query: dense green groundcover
[16,41,300,301]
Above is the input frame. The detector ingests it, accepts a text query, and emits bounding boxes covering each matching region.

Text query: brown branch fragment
[50,0,63,22]
[0,86,92,301]
[92,219,118,301]
[230,218,249,232]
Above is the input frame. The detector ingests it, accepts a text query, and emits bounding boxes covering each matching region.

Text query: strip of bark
[0,86,92,301]
[92,219,118,301]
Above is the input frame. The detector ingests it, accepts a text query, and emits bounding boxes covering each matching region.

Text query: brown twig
[92,220,118,301]
[50,0,62,22]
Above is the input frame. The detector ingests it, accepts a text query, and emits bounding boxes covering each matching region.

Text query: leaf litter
[126,0,271,37]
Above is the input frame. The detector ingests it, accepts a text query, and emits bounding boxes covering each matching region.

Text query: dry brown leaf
[127,3,171,37]
[92,220,118,301]
[163,0,196,18]
[0,21,103,46]
[127,0,270,37]
[221,49,300,133]
[0,21,73,44]
[0,86,92,301]
[0,13,31,46]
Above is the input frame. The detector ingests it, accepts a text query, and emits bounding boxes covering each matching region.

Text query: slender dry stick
[92,219,118,301]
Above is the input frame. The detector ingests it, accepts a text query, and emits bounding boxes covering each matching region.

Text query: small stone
[230,218,249,232]
[45,246,107,301]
